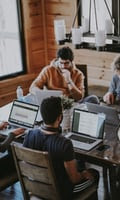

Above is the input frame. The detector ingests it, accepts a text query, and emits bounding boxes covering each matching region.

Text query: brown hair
[111,56,120,71]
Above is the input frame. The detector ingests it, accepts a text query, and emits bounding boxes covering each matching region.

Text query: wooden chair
[76,64,88,97]
[11,142,98,200]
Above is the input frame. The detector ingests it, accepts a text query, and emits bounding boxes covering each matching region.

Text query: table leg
[103,167,110,199]
[109,165,118,200]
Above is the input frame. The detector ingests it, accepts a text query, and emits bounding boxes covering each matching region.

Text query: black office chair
[76,64,88,97]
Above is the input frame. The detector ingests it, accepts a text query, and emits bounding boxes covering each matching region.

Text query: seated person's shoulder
[112,73,119,80]
[24,128,40,139]
[42,64,58,73]
[58,135,73,148]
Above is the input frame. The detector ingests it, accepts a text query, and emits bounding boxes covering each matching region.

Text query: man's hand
[103,92,115,104]
[61,69,72,83]
[82,170,94,180]
[0,121,8,130]
[12,128,25,136]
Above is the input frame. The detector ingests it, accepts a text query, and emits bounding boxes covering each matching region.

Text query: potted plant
[61,95,74,110]
[60,95,74,132]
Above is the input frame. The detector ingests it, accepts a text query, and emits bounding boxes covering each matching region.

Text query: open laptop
[86,102,120,137]
[31,88,63,122]
[0,100,39,136]
[65,108,105,151]
[33,88,63,106]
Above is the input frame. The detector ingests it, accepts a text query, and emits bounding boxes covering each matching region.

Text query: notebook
[33,88,63,106]
[86,102,120,137]
[65,108,105,151]
[0,100,39,136]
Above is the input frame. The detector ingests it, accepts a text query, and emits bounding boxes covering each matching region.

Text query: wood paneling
[0,74,37,106]
[73,49,119,86]
[21,0,46,73]
[44,0,77,61]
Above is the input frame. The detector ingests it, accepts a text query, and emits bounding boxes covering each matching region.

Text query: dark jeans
[79,95,100,104]
[77,160,99,184]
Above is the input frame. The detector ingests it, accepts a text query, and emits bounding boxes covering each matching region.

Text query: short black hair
[56,46,74,61]
[40,96,62,124]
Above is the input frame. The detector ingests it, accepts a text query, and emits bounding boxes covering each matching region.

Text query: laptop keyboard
[69,135,96,144]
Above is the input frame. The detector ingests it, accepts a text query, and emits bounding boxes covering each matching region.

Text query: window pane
[82,0,112,33]
[0,0,25,79]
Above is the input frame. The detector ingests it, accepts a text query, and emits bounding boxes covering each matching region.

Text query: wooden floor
[0,182,23,200]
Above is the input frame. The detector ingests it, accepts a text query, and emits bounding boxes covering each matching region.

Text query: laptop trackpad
[69,134,96,144]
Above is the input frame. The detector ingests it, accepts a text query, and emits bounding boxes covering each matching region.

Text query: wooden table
[75,138,120,200]
[1,102,120,199]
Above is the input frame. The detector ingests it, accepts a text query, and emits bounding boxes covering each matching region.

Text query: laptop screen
[72,109,105,139]
[33,88,63,106]
[9,100,39,128]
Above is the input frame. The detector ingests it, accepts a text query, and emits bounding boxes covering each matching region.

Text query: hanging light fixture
[54,0,119,51]
[54,19,66,45]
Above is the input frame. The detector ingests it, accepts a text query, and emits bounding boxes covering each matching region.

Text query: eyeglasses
[59,61,71,65]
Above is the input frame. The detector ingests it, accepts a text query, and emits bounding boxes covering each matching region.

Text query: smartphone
[97,144,110,151]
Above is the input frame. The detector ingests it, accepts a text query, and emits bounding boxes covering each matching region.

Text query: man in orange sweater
[30,46,99,103]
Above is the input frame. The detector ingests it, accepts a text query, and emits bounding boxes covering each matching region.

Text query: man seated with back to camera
[29,46,99,104]
[23,96,99,200]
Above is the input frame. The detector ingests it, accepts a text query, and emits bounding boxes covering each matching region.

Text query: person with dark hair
[23,96,99,200]
[0,121,24,152]
[29,46,99,103]
[56,46,74,61]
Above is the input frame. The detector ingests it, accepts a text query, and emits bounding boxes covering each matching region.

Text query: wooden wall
[0,0,120,106]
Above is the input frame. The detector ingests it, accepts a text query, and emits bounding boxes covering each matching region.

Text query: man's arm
[64,159,93,184]
[29,67,48,93]
[103,75,117,104]
[103,92,115,104]
[0,128,25,153]
[61,69,85,101]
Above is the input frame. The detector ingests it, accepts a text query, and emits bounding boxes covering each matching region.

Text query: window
[81,0,112,33]
[0,0,26,80]
[78,0,120,52]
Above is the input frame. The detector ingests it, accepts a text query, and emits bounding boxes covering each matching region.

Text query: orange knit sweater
[30,64,85,101]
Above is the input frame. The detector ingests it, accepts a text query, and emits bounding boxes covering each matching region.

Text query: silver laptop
[0,100,39,136]
[86,102,120,138]
[86,102,119,125]
[66,108,105,151]
[33,88,63,106]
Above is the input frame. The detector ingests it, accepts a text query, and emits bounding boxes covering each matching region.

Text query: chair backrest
[11,142,61,200]
[76,64,88,97]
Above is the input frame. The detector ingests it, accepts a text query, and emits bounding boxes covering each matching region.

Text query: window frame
[0,0,26,81]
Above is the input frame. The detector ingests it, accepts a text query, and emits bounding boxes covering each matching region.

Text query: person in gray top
[103,56,120,104]
[0,121,24,152]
